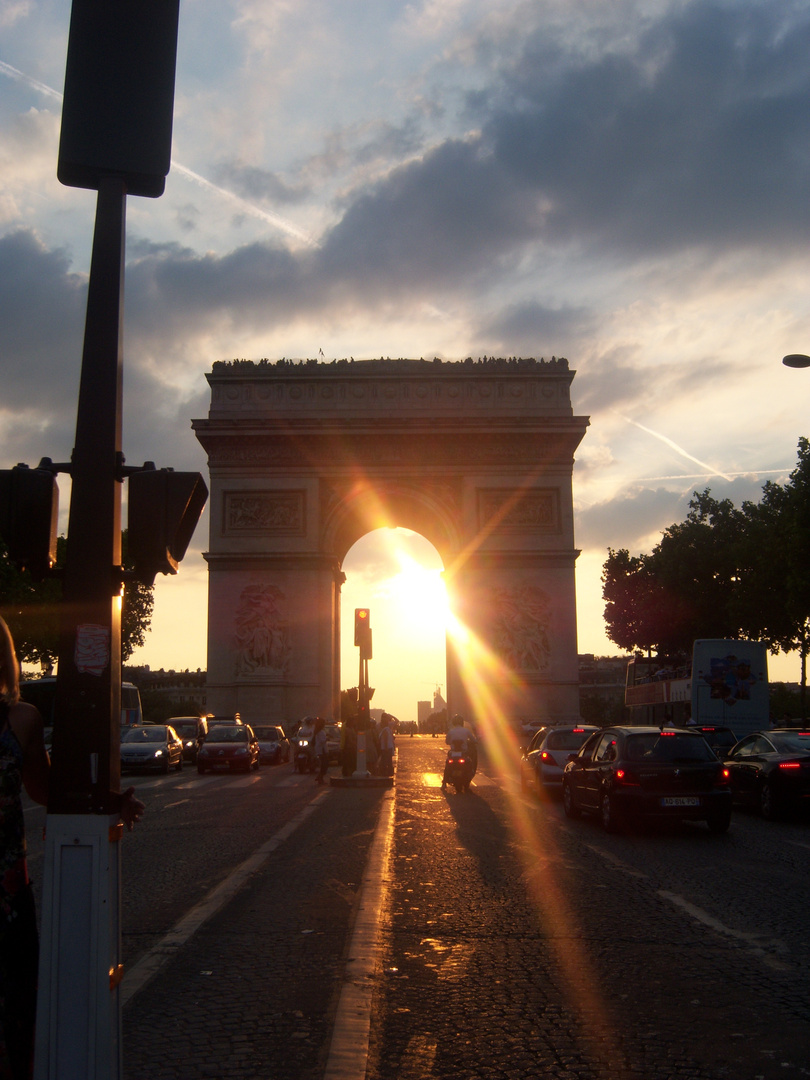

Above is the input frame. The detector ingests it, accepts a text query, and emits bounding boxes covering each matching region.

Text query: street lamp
[783,354,810,368]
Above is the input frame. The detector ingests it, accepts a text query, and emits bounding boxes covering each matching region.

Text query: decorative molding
[477,488,560,533]
[225,491,305,535]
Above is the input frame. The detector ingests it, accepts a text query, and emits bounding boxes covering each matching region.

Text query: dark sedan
[197,724,260,774]
[562,726,732,833]
[121,724,183,774]
[253,725,291,765]
[724,728,810,819]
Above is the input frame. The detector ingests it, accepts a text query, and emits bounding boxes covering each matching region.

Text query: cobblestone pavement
[109,739,810,1079]
[366,740,810,1080]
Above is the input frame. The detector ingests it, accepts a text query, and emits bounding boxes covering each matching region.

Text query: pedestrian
[341,717,357,776]
[313,717,328,784]
[0,615,143,1079]
[378,713,395,776]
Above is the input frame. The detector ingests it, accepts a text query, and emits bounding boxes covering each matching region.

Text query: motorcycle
[443,742,474,793]
[294,736,315,773]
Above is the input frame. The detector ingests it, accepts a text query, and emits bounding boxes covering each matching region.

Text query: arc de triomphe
[192,357,589,729]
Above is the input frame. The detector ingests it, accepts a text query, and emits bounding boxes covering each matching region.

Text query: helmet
[451,714,464,725]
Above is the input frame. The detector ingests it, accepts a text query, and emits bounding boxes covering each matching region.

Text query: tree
[601,439,810,713]
[0,531,154,669]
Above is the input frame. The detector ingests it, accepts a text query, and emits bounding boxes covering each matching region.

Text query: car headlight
[154,749,164,758]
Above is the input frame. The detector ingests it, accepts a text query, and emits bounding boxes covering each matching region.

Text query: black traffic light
[0,464,59,578]
[58,0,181,198]
[354,607,372,658]
[127,467,208,584]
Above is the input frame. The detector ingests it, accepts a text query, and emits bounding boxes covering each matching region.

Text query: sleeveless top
[0,702,29,922]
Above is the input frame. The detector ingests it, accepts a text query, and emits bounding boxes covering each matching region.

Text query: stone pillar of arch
[192,357,589,729]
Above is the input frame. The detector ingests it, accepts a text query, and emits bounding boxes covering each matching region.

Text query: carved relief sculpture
[489,585,552,672]
[235,582,291,676]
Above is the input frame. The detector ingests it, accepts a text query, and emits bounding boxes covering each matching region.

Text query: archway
[192,356,589,730]
[340,528,447,722]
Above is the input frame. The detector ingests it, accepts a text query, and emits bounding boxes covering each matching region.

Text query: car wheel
[707,810,731,833]
[176,756,183,771]
[600,792,622,834]
[562,781,580,819]
[759,780,780,820]
[162,758,170,774]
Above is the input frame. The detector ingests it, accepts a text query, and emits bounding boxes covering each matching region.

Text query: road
[24,737,810,1079]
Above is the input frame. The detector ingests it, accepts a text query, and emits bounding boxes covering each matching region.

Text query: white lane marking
[121,788,332,1006]
[472,774,495,787]
[323,786,396,1080]
[658,890,791,972]
[583,844,649,880]
[162,799,190,810]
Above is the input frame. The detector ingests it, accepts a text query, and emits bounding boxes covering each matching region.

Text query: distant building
[417,700,432,726]
[126,666,207,711]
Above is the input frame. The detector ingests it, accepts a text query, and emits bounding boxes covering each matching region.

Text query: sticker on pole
[75,623,110,675]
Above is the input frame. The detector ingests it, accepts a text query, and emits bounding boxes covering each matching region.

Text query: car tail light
[659,730,676,736]
[716,767,730,785]
[779,762,801,770]
[572,727,585,733]
[540,751,551,761]
[614,768,639,786]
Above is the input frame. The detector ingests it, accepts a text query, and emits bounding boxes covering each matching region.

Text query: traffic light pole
[35,176,127,1080]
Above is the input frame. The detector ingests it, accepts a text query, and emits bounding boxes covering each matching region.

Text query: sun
[385,553,450,634]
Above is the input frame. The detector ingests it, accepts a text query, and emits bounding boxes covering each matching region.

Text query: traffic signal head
[127,467,208,584]
[354,608,370,646]
[0,465,59,579]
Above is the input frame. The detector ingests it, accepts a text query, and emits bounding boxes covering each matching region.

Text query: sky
[3,0,810,720]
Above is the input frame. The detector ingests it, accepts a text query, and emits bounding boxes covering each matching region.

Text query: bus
[625,639,769,741]
[19,676,143,743]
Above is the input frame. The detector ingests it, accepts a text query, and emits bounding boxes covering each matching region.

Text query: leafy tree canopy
[0,531,154,670]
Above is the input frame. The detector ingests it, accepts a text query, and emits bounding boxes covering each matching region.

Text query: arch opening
[341,528,447,724]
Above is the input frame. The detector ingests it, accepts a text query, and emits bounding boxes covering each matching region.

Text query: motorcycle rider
[441,714,478,790]
[296,715,316,769]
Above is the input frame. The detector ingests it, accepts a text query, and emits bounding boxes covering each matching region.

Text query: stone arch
[322,479,461,565]
[193,357,589,728]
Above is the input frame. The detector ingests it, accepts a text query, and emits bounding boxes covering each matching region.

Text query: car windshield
[769,732,810,753]
[625,733,716,763]
[547,730,592,751]
[123,727,165,743]
[172,723,197,736]
[253,728,279,740]
[207,727,248,742]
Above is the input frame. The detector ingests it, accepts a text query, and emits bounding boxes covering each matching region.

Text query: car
[121,724,183,774]
[168,716,209,763]
[724,728,810,819]
[252,725,291,765]
[197,724,260,774]
[520,725,599,795]
[691,725,738,758]
[562,725,733,833]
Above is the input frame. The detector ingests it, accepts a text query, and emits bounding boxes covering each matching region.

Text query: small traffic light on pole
[354,607,372,659]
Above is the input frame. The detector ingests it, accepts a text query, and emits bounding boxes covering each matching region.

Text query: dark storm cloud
[576,474,781,553]
[116,0,810,336]
[212,162,311,205]
[576,486,690,551]
[475,300,597,359]
[0,231,85,408]
[485,1,810,254]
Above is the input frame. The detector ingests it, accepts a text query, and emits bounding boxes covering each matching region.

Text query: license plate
[661,796,700,807]
[213,762,230,770]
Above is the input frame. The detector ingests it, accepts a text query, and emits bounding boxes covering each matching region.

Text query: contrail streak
[0,60,317,247]
[617,414,734,482]
[170,162,318,247]
[0,59,62,101]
